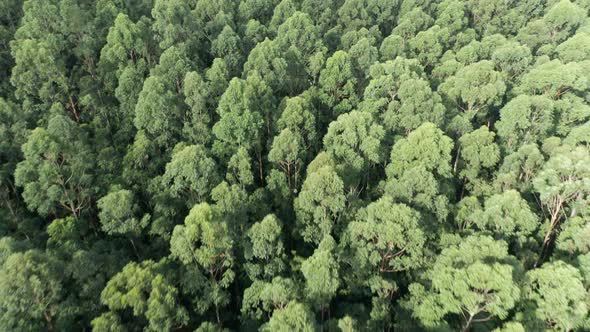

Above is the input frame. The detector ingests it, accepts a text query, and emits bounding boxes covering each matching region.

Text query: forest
[1,0,590,331]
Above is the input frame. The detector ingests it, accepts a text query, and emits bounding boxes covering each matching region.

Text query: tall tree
[533,146,590,264]
[385,123,453,223]
[161,144,220,205]
[294,164,346,244]
[496,95,555,152]
[169,203,234,323]
[440,60,506,126]
[14,115,94,218]
[322,110,384,191]
[244,214,287,281]
[408,236,522,331]
[319,51,359,119]
[457,126,500,197]
[0,250,65,331]
[97,259,189,331]
[261,301,317,332]
[301,235,340,318]
[522,261,589,331]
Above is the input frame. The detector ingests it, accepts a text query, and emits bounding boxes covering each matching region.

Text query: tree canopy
[1,0,590,330]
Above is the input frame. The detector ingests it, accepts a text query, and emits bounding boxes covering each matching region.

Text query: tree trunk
[462,313,474,332]
[454,145,461,173]
[536,204,562,267]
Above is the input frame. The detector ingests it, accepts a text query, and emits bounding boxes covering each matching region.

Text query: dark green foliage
[14,114,94,218]
[1,0,589,330]
[0,249,65,331]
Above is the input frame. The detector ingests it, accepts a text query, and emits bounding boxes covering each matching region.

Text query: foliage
[408,236,522,331]
[1,0,589,330]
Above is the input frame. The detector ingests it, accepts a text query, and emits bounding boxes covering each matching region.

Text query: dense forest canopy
[1,0,590,331]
